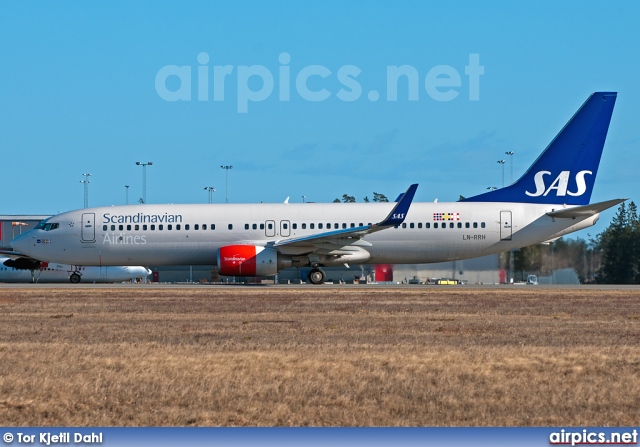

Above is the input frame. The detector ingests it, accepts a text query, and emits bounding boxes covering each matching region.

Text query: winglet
[376,184,418,227]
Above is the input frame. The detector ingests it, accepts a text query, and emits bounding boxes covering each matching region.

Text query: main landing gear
[307,267,326,285]
[69,272,82,284]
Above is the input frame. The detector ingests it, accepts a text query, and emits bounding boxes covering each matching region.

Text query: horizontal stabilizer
[546,198,626,218]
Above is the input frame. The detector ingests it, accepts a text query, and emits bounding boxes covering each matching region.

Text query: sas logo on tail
[525,170,592,197]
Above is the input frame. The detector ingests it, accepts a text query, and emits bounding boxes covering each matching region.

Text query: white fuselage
[0,257,151,283]
[10,201,598,268]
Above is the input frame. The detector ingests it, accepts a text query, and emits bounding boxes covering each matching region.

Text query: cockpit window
[41,223,60,231]
[35,221,46,230]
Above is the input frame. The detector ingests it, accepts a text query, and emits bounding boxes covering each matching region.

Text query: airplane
[0,257,151,284]
[6,92,624,285]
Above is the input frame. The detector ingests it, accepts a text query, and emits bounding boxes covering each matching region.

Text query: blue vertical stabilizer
[463,92,616,205]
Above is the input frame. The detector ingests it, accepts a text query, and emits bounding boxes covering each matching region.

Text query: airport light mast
[497,160,506,188]
[125,185,130,205]
[80,173,91,208]
[505,151,514,185]
[136,162,153,204]
[220,165,233,203]
[204,186,216,204]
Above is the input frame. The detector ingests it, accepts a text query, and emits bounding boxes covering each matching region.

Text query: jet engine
[217,245,287,277]
[3,257,42,270]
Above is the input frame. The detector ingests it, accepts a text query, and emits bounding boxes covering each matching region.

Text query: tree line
[333,192,389,203]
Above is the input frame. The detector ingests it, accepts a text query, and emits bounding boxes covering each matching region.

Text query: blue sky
[1,1,638,237]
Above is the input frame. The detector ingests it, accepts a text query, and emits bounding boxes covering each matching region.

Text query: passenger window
[457,222,462,228]
[168,224,172,230]
[203,224,207,230]
[268,223,273,230]
[211,224,215,230]
[283,223,288,229]
[442,224,446,229]
[402,223,407,228]
[302,223,307,229]
[342,223,347,229]
[185,224,189,230]
[119,225,123,231]
[135,224,140,230]
[434,223,438,228]
[228,224,233,230]
[359,223,363,227]
[194,224,199,230]
[410,223,415,229]
[350,223,355,228]
[450,222,454,228]
[310,223,315,229]
[418,223,422,229]
[143,225,147,230]
[426,223,430,228]
[473,222,478,228]
[127,225,132,231]
[111,225,115,231]
[481,222,486,228]
[292,223,297,230]
[151,225,155,231]
[159,224,163,230]
[316,223,321,229]
[176,224,181,230]
[103,225,107,231]
[260,223,264,230]
[245,224,249,230]
[334,223,339,229]
[465,222,470,228]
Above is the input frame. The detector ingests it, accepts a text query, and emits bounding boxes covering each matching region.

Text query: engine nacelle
[217,245,280,277]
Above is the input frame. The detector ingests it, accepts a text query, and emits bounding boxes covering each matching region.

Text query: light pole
[204,186,216,204]
[497,160,505,188]
[80,173,91,208]
[125,185,130,205]
[136,162,153,204]
[505,151,514,185]
[302,195,306,203]
[220,165,233,203]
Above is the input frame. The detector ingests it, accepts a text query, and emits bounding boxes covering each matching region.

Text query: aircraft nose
[11,232,32,256]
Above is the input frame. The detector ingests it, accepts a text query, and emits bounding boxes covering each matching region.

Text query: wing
[273,184,418,256]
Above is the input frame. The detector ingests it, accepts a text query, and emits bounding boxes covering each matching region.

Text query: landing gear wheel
[308,268,326,285]
[69,273,81,284]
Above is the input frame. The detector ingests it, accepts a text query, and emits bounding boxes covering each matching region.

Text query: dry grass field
[0,286,639,426]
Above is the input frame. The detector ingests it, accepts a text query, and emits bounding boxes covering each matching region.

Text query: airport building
[0,215,51,251]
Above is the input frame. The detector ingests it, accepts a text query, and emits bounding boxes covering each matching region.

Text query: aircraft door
[500,210,512,241]
[81,213,96,243]
[265,220,276,237]
[280,220,291,237]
